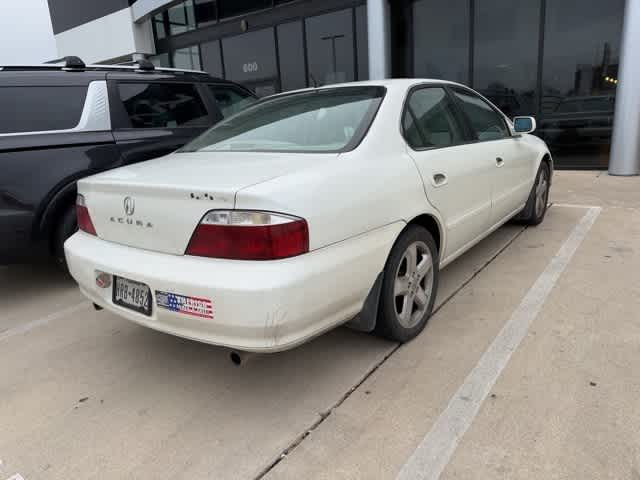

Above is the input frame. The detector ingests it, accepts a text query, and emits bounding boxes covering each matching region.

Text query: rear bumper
[64,223,403,352]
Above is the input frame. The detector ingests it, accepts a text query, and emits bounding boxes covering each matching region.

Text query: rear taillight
[185,210,309,260]
[76,194,97,236]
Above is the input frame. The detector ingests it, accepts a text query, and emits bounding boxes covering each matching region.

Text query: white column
[609,0,640,175]
[367,0,391,80]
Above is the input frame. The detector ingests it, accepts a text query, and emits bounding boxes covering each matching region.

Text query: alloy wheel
[393,241,434,329]
[535,169,549,218]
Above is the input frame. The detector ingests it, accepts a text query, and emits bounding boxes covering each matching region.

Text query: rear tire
[518,162,550,226]
[375,225,439,343]
[53,204,77,268]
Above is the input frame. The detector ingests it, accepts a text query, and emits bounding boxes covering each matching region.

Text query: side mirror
[513,116,536,134]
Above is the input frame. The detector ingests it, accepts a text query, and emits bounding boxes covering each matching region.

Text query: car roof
[0,63,240,88]
[263,78,468,98]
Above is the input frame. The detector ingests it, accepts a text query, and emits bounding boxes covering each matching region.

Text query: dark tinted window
[452,88,509,141]
[167,0,196,35]
[118,83,209,129]
[277,21,306,91]
[413,0,470,84]
[201,40,224,78]
[208,85,256,117]
[306,9,355,86]
[218,0,270,19]
[194,0,217,26]
[474,0,540,118]
[403,88,463,148]
[540,0,623,168]
[221,28,278,86]
[0,86,87,134]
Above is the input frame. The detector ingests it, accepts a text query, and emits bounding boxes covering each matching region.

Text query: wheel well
[407,214,442,253]
[42,187,77,253]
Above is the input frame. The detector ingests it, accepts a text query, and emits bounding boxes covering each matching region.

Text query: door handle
[432,173,448,187]
[496,157,505,167]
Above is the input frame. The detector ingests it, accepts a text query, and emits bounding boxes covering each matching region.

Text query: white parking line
[552,203,600,209]
[0,301,89,342]
[5,474,25,480]
[396,206,601,480]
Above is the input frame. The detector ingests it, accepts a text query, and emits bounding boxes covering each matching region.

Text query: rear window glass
[118,83,209,129]
[182,86,385,153]
[0,86,87,134]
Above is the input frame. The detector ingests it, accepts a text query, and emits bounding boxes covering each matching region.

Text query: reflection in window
[412,0,470,84]
[474,0,539,118]
[208,85,256,117]
[404,88,463,148]
[153,13,166,40]
[118,83,209,129]
[305,9,355,86]
[168,0,196,35]
[183,87,385,153]
[149,53,170,68]
[173,46,202,70]
[539,0,623,168]
[452,88,509,141]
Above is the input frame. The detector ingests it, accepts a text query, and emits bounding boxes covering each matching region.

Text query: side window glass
[208,85,256,118]
[452,88,509,141]
[118,83,209,128]
[403,87,463,148]
[0,86,87,134]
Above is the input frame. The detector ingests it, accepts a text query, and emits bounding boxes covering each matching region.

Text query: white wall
[0,0,57,63]
[55,7,154,64]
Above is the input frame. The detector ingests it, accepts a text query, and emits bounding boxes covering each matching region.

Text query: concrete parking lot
[1,171,639,480]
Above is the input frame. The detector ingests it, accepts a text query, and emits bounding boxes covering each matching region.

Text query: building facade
[46,0,637,172]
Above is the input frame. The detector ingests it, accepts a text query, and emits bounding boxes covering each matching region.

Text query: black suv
[0,57,256,265]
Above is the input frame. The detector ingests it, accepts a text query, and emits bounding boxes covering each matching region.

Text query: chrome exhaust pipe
[229,350,257,366]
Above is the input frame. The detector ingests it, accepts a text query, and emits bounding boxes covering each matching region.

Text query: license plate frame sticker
[155,291,214,319]
[112,276,152,316]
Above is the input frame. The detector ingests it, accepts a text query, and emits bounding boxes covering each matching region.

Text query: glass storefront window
[173,46,202,70]
[221,28,278,93]
[412,0,470,84]
[201,39,224,78]
[153,13,166,40]
[194,0,217,27]
[277,21,306,91]
[540,0,624,168]
[473,0,540,118]
[149,53,170,68]
[168,0,196,35]
[306,9,355,86]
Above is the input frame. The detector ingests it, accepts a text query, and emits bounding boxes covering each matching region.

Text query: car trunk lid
[79,151,337,255]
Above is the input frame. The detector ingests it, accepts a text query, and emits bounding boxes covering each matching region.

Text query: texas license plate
[113,276,152,316]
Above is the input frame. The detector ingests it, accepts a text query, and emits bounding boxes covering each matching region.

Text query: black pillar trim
[536,0,547,117]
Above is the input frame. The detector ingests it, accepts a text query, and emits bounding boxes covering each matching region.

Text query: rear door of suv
[107,73,219,165]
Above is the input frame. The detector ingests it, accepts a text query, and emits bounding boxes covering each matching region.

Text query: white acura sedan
[65,79,552,352]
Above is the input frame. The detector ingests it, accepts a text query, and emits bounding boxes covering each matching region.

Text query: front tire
[519,162,550,226]
[376,225,439,343]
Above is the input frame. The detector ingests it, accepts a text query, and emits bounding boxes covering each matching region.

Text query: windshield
[181,86,386,153]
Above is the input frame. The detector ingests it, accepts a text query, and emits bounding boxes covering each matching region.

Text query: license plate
[113,276,152,316]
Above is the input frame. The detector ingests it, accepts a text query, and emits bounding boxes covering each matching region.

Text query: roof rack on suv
[0,56,209,76]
